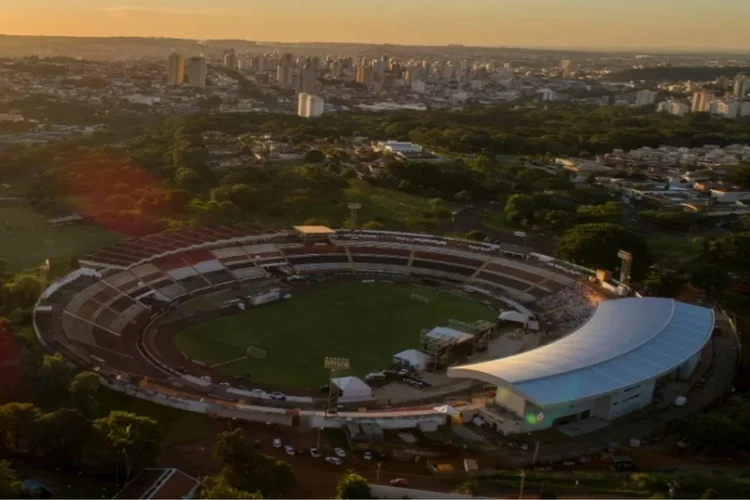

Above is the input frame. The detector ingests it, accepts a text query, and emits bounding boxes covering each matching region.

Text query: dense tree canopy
[556,223,651,280]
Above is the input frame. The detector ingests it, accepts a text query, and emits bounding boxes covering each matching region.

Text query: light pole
[518,470,526,500]
[324,356,350,415]
[531,440,540,466]
[376,462,382,484]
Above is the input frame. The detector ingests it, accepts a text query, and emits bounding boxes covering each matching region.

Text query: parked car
[390,478,408,487]
[334,447,346,458]
[309,447,322,458]
[284,445,295,456]
[325,456,342,466]
[363,451,372,461]
[270,392,286,400]
[272,438,282,449]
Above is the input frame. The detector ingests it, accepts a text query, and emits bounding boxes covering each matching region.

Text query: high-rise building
[167,53,185,85]
[223,49,238,71]
[276,53,295,88]
[560,59,573,73]
[635,89,658,106]
[733,74,749,99]
[294,57,319,95]
[691,89,714,113]
[355,64,374,86]
[187,57,207,87]
[297,93,325,118]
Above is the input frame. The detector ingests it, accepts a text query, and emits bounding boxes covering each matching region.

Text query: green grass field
[0,205,121,272]
[647,234,701,264]
[175,282,495,387]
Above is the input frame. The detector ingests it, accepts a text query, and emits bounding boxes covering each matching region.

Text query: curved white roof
[448,298,714,407]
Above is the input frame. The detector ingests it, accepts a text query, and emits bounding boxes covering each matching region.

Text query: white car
[363,451,372,461]
[309,447,322,458]
[325,456,342,466]
[334,447,346,458]
[250,389,265,396]
[284,445,295,456]
[270,392,286,400]
[272,438,282,449]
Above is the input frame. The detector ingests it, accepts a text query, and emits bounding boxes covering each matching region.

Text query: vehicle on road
[390,478,408,487]
[270,392,286,400]
[334,447,346,458]
[325,456,342,466]
[284,445,295,456]
[272,438,282,449]
[363,451,372,461]
[309,447,322,458]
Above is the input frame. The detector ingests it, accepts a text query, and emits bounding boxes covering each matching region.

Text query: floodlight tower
[347,202,362,229]
[324,356,350,415]
[617,250,633,286]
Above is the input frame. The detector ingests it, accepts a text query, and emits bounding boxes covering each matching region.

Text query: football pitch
[174,281,496,387]
[0,205,120,272]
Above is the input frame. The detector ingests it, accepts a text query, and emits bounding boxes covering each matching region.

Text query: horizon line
[1,33,749,55]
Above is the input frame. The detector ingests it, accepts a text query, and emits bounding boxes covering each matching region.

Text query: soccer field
[0,206,120,272]
[174,282,496,388]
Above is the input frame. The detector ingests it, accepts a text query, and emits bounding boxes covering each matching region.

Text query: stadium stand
[538,282,607,331]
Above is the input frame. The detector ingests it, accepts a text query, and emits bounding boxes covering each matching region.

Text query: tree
[0,460,22,499]
[505,194,535,226]
[68,371,100,416]
[33,353,74,406]
[304,149,326,163]
[201,472,262,499]
[556,223,651,280]
[539,483,558,499]
[33,408,91,464]
[362,221,384,230]
[0,402,41,454]
[690,263,730,298]
[701,489,718,499]
[643,268,686,298]
[426,198,446,219]
[454,480,479,497]
[335,470,372,499]
[465,230,486,241]
[212,430,296,499]
[88,411,162,481]
[454,190,472,203]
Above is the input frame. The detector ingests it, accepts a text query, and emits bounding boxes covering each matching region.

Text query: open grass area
[482,209,516,233]
[262,184,454,231]
[647,234,701,264]
[175,282,495,387]
[0,205,121,272]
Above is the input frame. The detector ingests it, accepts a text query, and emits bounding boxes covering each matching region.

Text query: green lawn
[262,184,454,231]
[648,234,701,264]
[175,282,495,387]
[482,210,516,233]
[0,205,121,272]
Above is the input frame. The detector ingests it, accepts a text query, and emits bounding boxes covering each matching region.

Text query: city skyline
[2,0,750,52]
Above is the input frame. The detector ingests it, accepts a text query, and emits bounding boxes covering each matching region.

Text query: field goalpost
[410,293,430,304]
[246,346,268,359]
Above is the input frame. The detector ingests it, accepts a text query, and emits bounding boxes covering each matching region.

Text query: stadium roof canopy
[293,225,336,236]
[448,298,714,407]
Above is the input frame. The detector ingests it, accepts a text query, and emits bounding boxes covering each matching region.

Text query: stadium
[32,224,715,436]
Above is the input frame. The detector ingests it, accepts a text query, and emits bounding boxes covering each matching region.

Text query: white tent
[332,376,373,402]
[393,349,430,371]
[498,310,539,331]
[433,405,460,416]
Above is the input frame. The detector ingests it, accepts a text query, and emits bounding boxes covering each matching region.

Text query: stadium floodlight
[324,357,350,416]
[324,357,350,371]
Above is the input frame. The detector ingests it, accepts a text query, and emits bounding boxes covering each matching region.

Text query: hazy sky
[1,0,749,50]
